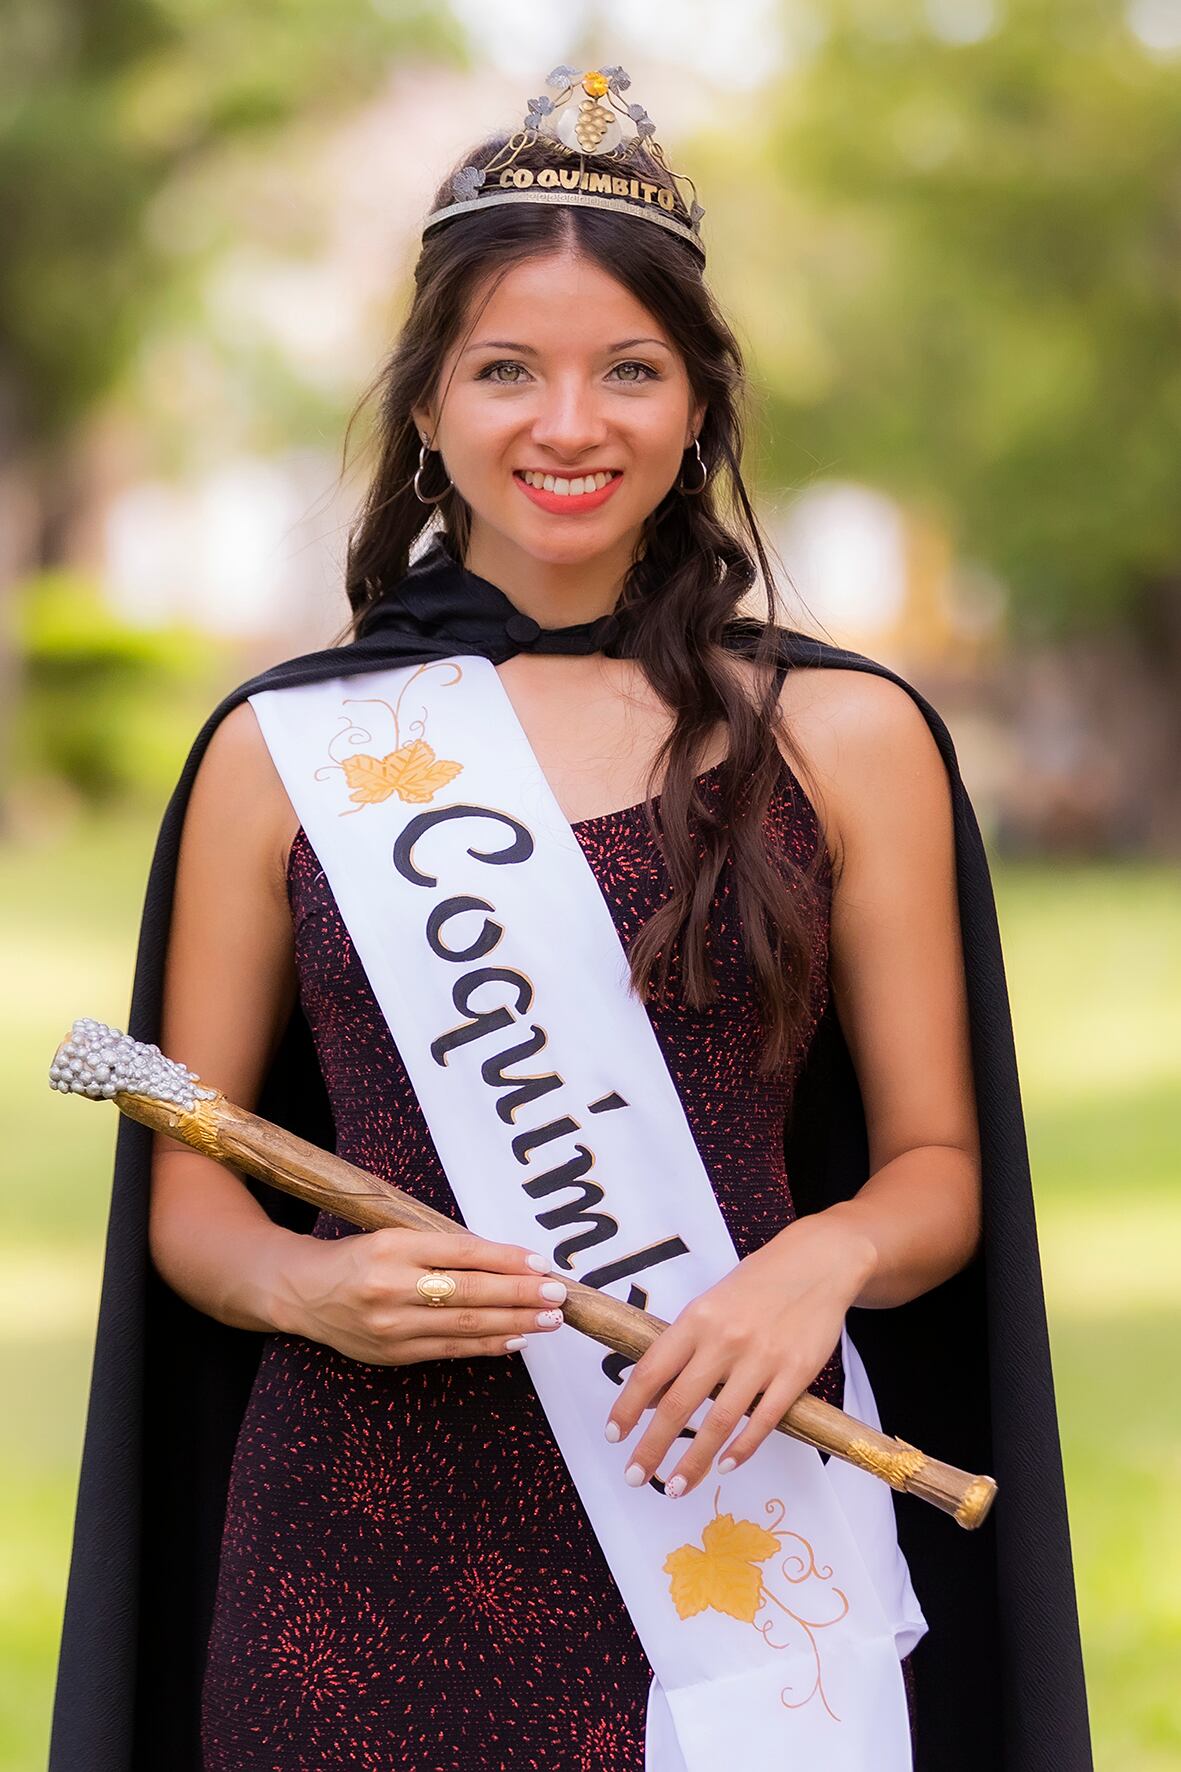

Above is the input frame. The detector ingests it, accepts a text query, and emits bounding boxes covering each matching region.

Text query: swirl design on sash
[663,1487,850,1722]
[315,661,465,812]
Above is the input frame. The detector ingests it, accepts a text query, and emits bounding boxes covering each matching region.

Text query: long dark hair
[342,134,829,1076]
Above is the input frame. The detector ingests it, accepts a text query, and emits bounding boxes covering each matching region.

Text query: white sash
[250,656,927,1771]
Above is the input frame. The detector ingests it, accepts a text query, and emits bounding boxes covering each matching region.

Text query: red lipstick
[513,471,624,515]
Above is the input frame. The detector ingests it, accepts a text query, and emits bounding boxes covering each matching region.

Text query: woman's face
[412,248,705,571]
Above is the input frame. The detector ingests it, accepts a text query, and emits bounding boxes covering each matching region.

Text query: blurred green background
[2,1,1180,1766]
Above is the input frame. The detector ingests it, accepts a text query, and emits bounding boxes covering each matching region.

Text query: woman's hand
[603,1212,877,1497]
[274,1226,568,1366]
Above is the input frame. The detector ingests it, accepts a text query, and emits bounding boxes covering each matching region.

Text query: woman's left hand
[603,1211,877,1498]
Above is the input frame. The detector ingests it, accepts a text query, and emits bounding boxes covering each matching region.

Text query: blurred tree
[743,0,1180,666]
[14,569,220,807]
[0,0,462,820]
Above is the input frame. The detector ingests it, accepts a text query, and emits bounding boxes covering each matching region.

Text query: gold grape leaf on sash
[316,664,467,816]
[663,1490,851,1721]
[339,739,463,807]
[663,1512,780,1623]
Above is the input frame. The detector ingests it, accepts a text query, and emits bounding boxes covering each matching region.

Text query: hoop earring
[414,437,452,505]
[676,435,708,496]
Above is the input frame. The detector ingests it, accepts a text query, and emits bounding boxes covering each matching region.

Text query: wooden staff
[51,1018,996,1529]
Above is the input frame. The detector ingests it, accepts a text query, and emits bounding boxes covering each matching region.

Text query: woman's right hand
[274,1226,567,1366]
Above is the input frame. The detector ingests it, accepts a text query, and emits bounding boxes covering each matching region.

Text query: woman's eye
[476,360,659,385]
[479,361,528,384]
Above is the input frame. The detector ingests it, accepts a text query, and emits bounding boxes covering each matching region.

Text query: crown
[420,66,707,263]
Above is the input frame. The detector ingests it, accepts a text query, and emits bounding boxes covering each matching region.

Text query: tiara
[420,66,707,263]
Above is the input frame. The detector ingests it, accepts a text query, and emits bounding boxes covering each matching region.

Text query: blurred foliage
[723,0,1181,640]
[2,0,1178,658]
[13,570,219,805]
[0,0,462,451]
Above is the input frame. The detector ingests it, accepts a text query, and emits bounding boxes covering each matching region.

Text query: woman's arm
[600,665,984,1492]
[148,699,570,1359]
[147,699,313,1333]
[803,666,983,1308]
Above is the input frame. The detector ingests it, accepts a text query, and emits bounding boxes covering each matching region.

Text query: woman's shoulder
[776,647,940,753]
[184,696,299,876]
[196,696,281,789]
[725,620,946,747]
[724,632,953,882]
[777,651,954,884]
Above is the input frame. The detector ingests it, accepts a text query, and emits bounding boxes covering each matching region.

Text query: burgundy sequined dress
[200,752,919,1769]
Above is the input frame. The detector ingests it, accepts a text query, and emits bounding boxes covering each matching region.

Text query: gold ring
[416,1268,457,1307]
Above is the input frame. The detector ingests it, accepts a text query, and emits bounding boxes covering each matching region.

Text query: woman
[48,70,1092,1772]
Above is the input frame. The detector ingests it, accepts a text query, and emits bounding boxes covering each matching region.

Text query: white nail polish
[536,1309,563,1328]
[624,1462,647,1487]
[604,1420,621,1443]
[664,1474,687,1498]
[718,1456,737,1475]
[526,1252,549,1272]
[505,1336,528,1351]
[540,1280,567,1302]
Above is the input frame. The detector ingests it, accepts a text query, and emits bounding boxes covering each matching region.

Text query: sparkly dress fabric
[199,753,919,1769]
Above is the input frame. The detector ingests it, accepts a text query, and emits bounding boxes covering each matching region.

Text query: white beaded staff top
[420,65,707,264]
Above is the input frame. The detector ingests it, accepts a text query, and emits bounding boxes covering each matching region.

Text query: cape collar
[358,533,624,663]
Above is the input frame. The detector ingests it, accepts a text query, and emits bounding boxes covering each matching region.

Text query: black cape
[48,536,1093,1771]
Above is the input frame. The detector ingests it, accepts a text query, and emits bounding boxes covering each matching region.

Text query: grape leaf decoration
[339,740,463,807]
[663,1512,781,1624]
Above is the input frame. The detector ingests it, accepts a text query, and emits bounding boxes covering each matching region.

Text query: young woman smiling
[48,74,1092,1772]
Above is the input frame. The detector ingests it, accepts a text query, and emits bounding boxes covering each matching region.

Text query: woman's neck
[463,526,638,628]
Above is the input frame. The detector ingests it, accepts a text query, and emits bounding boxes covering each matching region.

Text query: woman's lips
[513,471,624,515]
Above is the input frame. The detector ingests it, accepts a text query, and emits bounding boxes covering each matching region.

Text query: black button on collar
[505,612,541,644]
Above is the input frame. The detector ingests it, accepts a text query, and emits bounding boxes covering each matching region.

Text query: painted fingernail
[624,1462,647,1487]
[540,1280,567,1302]
[718,1456,737,1475]
[536,1309,563,1328]
[526,1252,550,1272]
[664,1474,687,1498]
[604,1419,621,1443]
[505,1336,528,1351]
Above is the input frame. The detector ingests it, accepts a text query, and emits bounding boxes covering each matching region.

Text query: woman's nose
[528,381,610,457]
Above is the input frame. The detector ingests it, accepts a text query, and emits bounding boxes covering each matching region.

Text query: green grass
[999,860,1181,1769]
[1,819,1178,1768]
